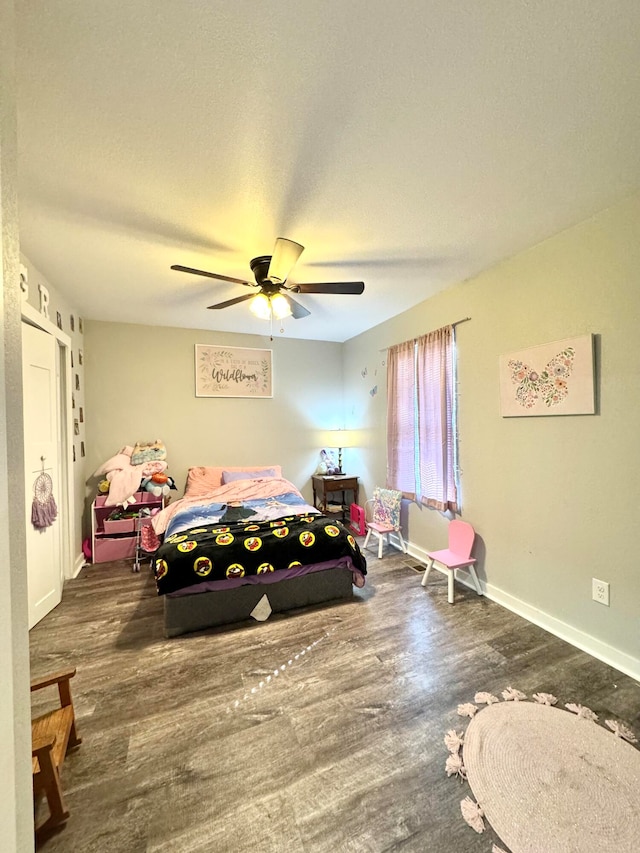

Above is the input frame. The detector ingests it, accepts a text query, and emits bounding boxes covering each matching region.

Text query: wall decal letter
[38,283,50,318]
[19,264,29,301]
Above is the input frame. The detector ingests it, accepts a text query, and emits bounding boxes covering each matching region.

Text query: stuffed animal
[140,473,177,499]
[316,448,339,475]
[131,439,167,465]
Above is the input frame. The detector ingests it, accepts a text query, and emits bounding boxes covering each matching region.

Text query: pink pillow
[185,465,282,496]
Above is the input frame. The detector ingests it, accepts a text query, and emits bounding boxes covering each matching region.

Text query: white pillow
[221,468,277,484]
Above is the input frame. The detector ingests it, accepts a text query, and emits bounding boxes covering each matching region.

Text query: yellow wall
[344,190,640,674]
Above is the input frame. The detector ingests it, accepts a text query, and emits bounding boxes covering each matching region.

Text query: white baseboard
[403,540,430,564]
[71,552,86,579]
[403,540,640,684]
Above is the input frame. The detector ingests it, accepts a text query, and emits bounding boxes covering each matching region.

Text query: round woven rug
[463,701,640,852]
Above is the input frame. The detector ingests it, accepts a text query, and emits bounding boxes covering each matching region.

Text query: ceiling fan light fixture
[267,238,304,284]
[176,237,364,320]
[249,292,272,320]
[270,292,292,319]
[249,292,292,321]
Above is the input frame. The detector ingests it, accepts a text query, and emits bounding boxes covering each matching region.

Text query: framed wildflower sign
[195,344,273,398]
[499,334,595,417]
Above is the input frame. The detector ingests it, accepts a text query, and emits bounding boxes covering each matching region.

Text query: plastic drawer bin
[93,536,137,563]
[103,517,137,534]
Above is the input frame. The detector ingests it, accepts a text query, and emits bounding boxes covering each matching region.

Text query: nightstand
[312,474,359,523]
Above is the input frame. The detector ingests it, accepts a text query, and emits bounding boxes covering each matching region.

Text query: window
[386,325,458,512]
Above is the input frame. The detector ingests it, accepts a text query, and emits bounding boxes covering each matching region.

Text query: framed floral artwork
[195,344,273,398]
[499,334,595,417]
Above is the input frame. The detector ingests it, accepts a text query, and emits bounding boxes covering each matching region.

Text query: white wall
[83,321,345,519]
[81,193,640,681]
[344,190,640,679]
[0,0,34,847]
[20,255,87,564]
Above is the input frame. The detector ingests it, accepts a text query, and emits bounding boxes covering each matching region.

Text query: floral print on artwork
[508,347,575,409]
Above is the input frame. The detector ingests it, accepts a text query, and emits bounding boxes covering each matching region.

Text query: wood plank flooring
[29,551,640,852]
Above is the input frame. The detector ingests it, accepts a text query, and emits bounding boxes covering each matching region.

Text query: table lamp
[328,429,354,474]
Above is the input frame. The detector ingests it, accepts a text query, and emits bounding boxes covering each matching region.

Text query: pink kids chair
[420,519,482,604]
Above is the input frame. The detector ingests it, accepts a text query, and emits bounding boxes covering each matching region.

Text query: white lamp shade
[270,292,292,319]
[267,238,304,284]
[324,429,355,449]
[249,293,271,319]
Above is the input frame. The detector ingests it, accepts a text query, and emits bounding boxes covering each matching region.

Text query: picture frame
[195,344,273,398]
[499,334,595,417]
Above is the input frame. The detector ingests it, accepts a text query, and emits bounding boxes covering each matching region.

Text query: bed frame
[164,566,354,637]
[160,466,359,637]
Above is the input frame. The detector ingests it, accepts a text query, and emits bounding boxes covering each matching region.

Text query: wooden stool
[31,667,82,843]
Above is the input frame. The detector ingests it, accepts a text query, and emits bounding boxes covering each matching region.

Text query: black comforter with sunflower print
[154,513,367,596]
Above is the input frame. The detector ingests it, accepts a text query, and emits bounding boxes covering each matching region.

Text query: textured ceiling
[16,1,640,342]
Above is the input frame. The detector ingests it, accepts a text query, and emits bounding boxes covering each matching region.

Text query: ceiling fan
[171,238,365,320]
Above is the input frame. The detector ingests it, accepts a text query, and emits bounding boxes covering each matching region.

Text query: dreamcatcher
[31,459,58,530]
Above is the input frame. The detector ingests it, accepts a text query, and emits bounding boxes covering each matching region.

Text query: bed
[149,465,367,636]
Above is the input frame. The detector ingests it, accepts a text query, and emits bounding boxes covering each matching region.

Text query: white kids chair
[363,487,407,558]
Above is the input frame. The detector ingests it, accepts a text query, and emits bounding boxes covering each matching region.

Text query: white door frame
[21,301,75,580]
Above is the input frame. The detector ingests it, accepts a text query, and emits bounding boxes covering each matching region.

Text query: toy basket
[349,503,366,536]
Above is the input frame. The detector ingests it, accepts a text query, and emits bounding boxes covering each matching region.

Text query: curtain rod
[379,317,471,351]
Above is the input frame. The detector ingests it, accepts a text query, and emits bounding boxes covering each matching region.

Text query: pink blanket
[94,445,167,507]
[152,477,307,535]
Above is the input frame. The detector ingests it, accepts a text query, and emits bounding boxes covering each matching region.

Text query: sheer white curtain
[386,339,416,498]
[386,326,458,512]
[416,326,457,511]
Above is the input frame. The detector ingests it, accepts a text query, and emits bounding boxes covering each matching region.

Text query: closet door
[22,322,62,628]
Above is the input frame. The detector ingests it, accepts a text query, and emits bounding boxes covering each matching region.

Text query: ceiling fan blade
[281,293,311,319]
[267,238,304,284]
[294,281,365,295]
[171,264,252,286]
[207,294,255,310]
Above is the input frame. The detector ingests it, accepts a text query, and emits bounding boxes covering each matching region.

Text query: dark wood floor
[30,549,640,852]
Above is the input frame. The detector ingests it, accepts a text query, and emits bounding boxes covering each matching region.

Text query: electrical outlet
[592,578,610,606]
